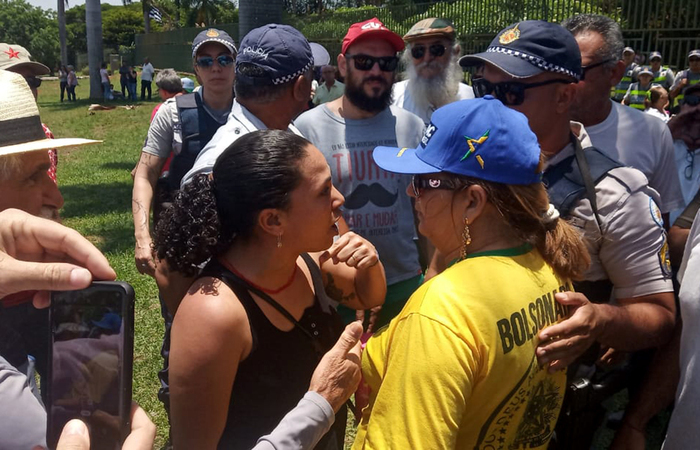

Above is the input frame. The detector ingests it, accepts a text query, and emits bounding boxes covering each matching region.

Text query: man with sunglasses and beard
[460,20,675,449]
[392,18,474,125]
[295,18,426,330]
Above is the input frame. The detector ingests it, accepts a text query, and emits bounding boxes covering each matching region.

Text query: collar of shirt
[545,121,594,168]
[232,100,303,136]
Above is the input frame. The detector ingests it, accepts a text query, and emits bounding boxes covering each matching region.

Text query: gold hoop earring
[277,234,282,249]
[461,217,471,260]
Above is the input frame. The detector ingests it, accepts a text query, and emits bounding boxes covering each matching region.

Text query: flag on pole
[149,6,162,23]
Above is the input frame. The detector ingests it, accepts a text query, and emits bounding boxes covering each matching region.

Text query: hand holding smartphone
[47,282,135,450]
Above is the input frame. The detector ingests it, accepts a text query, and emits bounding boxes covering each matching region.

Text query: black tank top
[200,254,346,450]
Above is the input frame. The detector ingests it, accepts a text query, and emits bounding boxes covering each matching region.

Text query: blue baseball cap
[638,66,653,77]
[192,28,237,59]
[92,312,122,332]
[236,24,314,86]
[459,20,581,81]
[649,51,662,61]
[373,97,542,185]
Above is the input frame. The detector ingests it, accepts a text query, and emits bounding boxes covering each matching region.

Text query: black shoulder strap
[543,135,622,231]
[175,92,198,111]
[572,136,605,231]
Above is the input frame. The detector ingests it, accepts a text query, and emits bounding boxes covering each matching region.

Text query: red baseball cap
[341,18,405,54]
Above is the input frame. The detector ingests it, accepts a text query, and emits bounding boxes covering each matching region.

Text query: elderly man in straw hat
[0,70,100,410]
[1,43,61,185]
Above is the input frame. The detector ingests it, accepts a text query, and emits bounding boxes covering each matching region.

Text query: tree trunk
[238,0,283,43]
[85,0,103,100]
[58,0,68,65]
[143,2,151,34]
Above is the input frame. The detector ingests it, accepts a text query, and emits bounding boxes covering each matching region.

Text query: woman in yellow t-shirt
[354,97,590,449]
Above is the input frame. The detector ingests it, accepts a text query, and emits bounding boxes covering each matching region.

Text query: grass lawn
[38,75,169,447]
[35,75,669,450]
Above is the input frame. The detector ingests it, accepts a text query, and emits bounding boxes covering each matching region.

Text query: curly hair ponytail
[154,174,229,276]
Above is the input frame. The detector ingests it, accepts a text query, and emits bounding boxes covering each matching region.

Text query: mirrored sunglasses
[196,55,235,69]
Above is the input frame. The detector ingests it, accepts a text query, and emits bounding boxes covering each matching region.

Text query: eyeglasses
[580,58,615,80]
[195,55,235,69]
[472,78,571,106]
[411,175,457,198]
[683,95,700,107]
[411,44,447,60]
[686,150,695,180]
[345,54,399,72]
[24,76,42,89]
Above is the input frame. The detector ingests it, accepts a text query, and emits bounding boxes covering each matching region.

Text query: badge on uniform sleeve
[649,197,664,228]
[658,240,672,278]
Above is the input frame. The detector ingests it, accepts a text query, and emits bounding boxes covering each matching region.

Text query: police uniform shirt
[652,66,675,90]
[142,88,231,161]
[545,124,673,299]
[181,99,303,186]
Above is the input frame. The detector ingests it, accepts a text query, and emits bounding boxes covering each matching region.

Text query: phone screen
[47,282,133,450]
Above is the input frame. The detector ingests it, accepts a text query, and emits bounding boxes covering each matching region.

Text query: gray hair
[562,14,624,68]
[155,69,183,94]
[0,153,24,183]
[235,64,313,104]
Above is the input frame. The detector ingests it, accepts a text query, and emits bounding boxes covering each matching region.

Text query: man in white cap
[0,70,100,420]
[612,45,638,102]
[392,17,473,124]
[649,51,675,90]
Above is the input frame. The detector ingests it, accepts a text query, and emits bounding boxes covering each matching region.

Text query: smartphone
[46,281,135,450]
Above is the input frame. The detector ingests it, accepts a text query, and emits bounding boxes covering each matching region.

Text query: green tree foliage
[64,2,162,60]
[0,0,60,70]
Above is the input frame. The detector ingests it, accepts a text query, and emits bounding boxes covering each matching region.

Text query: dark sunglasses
[685,150,695,180]
[411,175,457,198]
[683,95,700,107]
[580,58,615,80]
[411,44,447,60]
[195,55,234,69]
[345,54,399,72]
[472,78,571,106]
[24,76,42,89]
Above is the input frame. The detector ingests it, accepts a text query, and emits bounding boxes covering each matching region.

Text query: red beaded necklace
[220,259,298,295]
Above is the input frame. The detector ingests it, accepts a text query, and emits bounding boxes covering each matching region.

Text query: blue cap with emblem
[372,96,542,185]
[236,24,315,86]
[459,20,581,81]
[192,28,237,58]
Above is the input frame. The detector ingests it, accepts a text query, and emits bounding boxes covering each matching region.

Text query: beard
[401,48,463,110]
[344,67,394,114]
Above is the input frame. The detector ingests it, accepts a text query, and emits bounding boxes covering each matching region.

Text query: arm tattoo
[325,273,356,305]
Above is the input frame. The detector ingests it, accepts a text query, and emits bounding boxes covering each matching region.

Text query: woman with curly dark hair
[153,129,386,449]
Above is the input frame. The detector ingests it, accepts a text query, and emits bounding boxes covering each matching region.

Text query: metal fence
[134,0,700,74]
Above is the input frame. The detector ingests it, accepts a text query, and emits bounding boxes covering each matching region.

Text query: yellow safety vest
[627,82,653,110]
[675,72,700,107]
[612,63,638,101]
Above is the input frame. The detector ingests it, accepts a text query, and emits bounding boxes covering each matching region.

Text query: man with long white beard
[392,18,474,124]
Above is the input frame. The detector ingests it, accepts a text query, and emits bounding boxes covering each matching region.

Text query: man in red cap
[295,18,427,330]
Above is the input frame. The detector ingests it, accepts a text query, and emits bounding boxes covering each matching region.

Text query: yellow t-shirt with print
[353,247,572,450]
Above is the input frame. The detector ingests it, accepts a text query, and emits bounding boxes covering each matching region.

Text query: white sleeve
[181,117,239,186]
[252,391,335,450]
[142,101,176,158]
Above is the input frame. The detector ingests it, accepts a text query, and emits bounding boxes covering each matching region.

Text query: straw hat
[0,70,101,156]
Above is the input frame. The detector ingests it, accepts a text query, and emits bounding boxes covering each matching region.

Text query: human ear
[258,209,286,239]
[458,185,489,223]
[609,60,626,87]
[555,82,577,114]
[338,54,348,78]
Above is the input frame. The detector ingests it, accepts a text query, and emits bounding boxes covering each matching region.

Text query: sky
[28,0,124,13]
